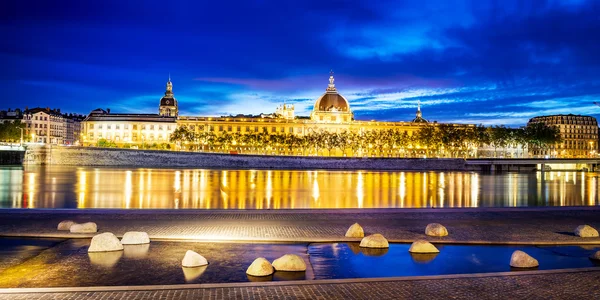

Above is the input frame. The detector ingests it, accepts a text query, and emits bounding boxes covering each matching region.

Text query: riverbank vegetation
[166,123,560,158]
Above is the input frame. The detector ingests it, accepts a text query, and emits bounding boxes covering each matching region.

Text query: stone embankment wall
[25,146,468,171]
[0,150,25,165]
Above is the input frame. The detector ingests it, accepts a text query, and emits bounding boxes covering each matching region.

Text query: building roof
[411,102,428,123]
[159,79,177,107]
[24,107,63,117]
[84,112,176,123]
[312,73,351,112]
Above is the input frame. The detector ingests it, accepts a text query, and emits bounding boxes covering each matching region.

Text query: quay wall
[24,146,468,171]
[0,150,25,165]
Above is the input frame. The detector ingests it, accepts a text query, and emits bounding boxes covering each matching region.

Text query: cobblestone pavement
[1,270,599,299]
[0,208,599,244]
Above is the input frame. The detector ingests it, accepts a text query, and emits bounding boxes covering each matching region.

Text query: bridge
[465,158,599,172]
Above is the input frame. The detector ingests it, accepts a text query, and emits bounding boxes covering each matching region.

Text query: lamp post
[19,128,23,146]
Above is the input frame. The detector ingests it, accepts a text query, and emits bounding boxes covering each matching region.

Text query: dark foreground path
[0,208,599,244]
[1,269,599,300]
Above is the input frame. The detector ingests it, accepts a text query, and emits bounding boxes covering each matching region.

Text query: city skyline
[2,0,600,126]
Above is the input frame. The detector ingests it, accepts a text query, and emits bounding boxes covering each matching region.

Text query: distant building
[528,114,598,158]
[82,79,179,145]
[82,74,472,156]
[23,108,66,144]
[21,108,85,145]
[64,113,86,145]
[0,108,23,124]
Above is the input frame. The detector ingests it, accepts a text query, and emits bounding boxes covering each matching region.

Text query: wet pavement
[1,209,600,245]
[0,237,599,288]
[0,238,64,273]
[0,239,311,288]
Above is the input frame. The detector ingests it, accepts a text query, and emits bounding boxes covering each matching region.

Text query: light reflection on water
[0,166,598,209]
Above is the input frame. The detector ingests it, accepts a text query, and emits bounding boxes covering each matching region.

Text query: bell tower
[159,75,178,117]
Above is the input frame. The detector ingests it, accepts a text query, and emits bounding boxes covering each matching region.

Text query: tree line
[0,121,26,143]
[169,122,561,157]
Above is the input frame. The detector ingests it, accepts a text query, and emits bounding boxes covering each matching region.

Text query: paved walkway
[0,208,599,244]
[1,269,599,299]
[1,208,600,299]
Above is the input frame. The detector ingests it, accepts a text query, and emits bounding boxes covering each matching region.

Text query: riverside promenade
[0,207,599,299]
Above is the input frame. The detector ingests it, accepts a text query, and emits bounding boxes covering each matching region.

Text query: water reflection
[88,251,123,268]
[182,266,208,282]
[0,166,598,209]
[308,243,600,279]
[123,244,150,259]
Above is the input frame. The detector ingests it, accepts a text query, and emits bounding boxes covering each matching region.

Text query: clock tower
[159,76,178,117]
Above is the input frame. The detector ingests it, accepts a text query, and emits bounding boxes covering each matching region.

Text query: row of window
[89,124,173,131]
[562,134,598,139]
[88,133,166,141]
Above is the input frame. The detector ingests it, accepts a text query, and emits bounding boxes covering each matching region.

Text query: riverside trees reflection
[168,122,560,158]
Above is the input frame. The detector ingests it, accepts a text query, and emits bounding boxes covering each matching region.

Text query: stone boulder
[359,234,389,248]
[345,223,365,238]
[590,251,600,261]
[574,225,599,238]
[272,254,306,271]
[121,231,150,245]
[510,250,539,268]
[88,232,124,252]
[57,220,76,231]
[408,240,440,253]
[425,223,448,237]
[70,222,98,233]
[246,257,274,276]
[182,250,209,267]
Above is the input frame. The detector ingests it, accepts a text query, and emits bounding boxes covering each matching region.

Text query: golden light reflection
[311,171,320,202]
[356,171,364,209]
[78,171,86,208]
[27,173,36,208]
[399,172,406,208]
[438,172,445,208]
[124,171,132,209]
[4,168,599,209]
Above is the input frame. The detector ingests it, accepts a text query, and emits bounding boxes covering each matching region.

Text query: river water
[0,166,598,209]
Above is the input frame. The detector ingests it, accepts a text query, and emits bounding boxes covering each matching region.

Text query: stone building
[82,74,472,156]
[528,114,598,158]
[0,109,23,124]
[23,108,66,144]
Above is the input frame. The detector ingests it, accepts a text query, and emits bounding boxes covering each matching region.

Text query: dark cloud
[0,0,599,125]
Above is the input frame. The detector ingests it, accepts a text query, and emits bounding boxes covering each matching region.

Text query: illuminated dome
[312,72,350,112]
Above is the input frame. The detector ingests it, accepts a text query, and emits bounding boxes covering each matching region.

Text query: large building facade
[528,114,598,158]
[81,74,476,156]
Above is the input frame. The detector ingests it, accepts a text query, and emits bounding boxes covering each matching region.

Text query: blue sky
[1,0,599,126]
